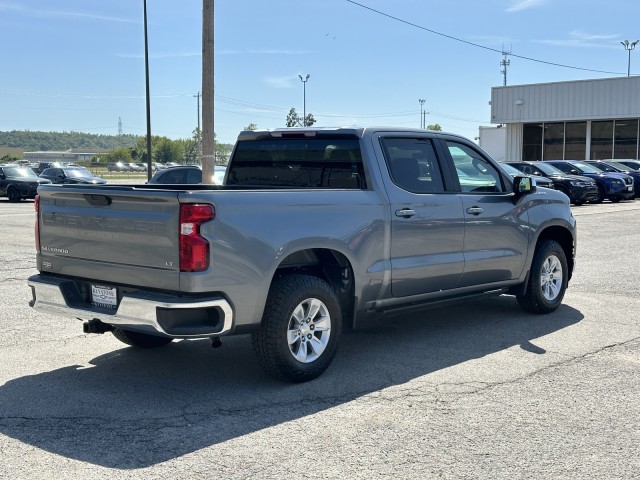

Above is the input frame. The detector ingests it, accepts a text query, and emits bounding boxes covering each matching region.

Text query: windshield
[499,163,520,176]
[571,162,601,174]
[532,162,563,176]
[606,162,630,172]
[3,166,38,178]
[65,168,92,178]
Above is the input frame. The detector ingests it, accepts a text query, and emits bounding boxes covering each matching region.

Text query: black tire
[593,184,605,203]
[516,239,568,314]
[7,187,21,202]
[112,328,173,348]
[251,274,342,382]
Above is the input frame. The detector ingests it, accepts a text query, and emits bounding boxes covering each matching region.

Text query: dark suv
[545,160,634,203]
[0,164,52,201]
[585,160,640,198]
[505,161,598,205]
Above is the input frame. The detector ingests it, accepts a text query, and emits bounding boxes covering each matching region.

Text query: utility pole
[500,48,511,87]
[193,91,201,162]
[201,0,215,182]
[419,99,426,129]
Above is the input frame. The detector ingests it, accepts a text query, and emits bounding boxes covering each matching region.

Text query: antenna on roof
[500,45,511,87]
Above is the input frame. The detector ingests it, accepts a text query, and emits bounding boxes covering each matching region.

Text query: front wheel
[251,274,342,382]
[593,185,605,203]
[516,240,568,314]
[112,328,173,348]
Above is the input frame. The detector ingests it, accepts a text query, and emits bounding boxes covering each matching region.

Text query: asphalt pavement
[0,198,639,479]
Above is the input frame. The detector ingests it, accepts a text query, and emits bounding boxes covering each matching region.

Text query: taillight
[179,204,215,272]
[34,195,41,252]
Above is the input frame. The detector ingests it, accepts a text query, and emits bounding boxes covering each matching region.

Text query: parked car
[585,160,640,198]
[505,161,599,205]
[33,161,65,175]
[499,163,554,189]
[40,167,107,185]
[107,162,127,172]
[147,165,226,184]
[545,160,634,203]
[614,159,640,171]
[125,162,145,172]
[0,164,52,201]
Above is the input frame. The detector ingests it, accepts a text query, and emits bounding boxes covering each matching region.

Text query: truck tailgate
[37,186,182,290]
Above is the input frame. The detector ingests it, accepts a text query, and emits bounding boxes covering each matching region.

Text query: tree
[153,137,184,164]
[244,123,257,131]
[1,153,20,163]
[101,147,132,163]
[426,123,442,131]
[286,108,316,127]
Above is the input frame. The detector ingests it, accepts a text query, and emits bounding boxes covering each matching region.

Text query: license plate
[91,285,118,309]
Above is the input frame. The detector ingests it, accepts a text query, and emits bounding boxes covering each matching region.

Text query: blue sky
[1,0,639,145]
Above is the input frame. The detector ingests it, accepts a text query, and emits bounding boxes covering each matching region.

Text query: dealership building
[481,75,640,162]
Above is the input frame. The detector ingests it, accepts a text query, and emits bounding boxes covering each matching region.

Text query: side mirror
[0,174,5,180]
[514,175,536,197]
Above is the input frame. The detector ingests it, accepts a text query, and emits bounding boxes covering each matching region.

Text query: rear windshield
[226,136,366,189]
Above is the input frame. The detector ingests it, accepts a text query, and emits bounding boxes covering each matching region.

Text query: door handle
[395,208,416,218]
[466,206,484,215]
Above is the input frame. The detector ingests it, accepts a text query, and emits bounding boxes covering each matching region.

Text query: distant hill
[0,130,140,152]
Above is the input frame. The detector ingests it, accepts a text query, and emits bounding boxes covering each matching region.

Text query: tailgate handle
[84,194,112,206]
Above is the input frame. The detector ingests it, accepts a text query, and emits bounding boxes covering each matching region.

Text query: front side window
[380,137,444,193]
[446,141,505,193]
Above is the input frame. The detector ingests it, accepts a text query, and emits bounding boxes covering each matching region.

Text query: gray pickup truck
[28,127,576,382]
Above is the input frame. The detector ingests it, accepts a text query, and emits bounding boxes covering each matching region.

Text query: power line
[345,0,625,76]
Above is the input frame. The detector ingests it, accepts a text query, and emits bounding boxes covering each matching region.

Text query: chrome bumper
[28,275,234,338]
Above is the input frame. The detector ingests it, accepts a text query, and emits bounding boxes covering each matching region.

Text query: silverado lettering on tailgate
[42,212,165,234]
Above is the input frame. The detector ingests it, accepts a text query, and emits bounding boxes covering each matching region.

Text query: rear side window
[227,137,366,188]
[380,137,445,193]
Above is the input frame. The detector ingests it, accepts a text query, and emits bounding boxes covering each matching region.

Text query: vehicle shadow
[0,296,582,469]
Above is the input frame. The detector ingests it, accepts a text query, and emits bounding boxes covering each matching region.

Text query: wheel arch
[271,248,356,329]
[534,226,575,281]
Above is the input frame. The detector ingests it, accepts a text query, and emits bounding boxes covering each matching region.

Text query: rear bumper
[28,274,234,338]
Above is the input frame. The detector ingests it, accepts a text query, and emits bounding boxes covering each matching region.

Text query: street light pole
[419,99,426,129]
[143,0,152,181]
[621,39,639,77]
[298,74,310,126]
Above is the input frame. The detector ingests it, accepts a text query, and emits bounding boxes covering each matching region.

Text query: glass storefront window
[564,122,586,160]
[523,124,543,161]
[543,123,564,160]
[590,121,614,159]
[614,119,638,159]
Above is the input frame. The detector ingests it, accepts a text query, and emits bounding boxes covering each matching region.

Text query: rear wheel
[517,240,568,314]
[7,187,21,202]
[112,328,173,348]
[251,274,342,382]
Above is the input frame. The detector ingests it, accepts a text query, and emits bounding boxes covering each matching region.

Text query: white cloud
[535,30,621,48]
[506,0,547,13]
[116,52,200,59]
[0,2,137,23]
[264,75,298,89]
[218,49,309,56]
